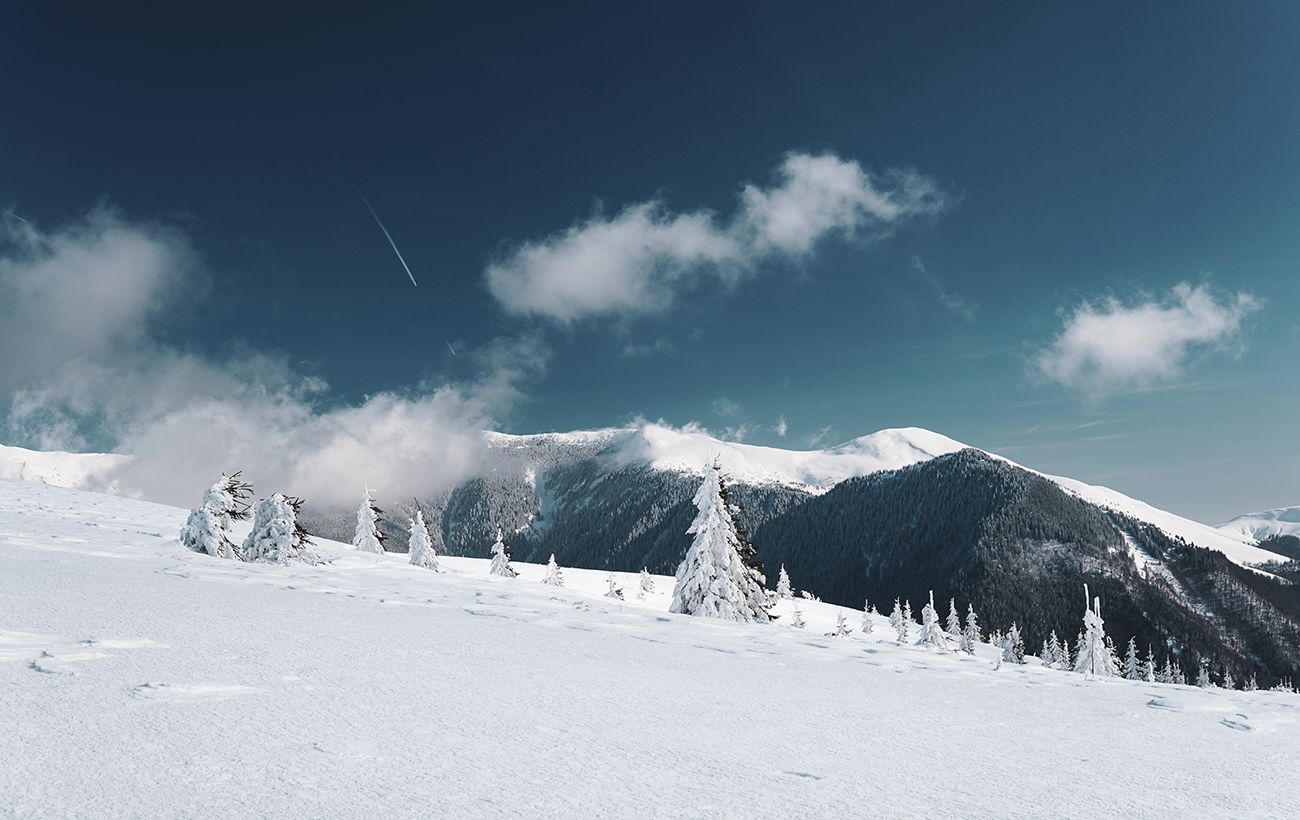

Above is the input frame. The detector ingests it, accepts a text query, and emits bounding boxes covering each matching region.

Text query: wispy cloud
[774,415,788,437]
[910,256,977,321]
[485,151,947,323]
[1034,283,1262,398]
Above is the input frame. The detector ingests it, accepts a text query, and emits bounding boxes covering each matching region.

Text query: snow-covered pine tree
[776,565,793,599]
[1058,635,1072,671]
[790,602,806,629]
[915,590,951,650]
[960,604,981,655]
[1142,646,1157,683]
[605,572,624,600]
[351,486,386,554]
[179,472,252,560]
[1196,660,1212,688]
[827,611,851,638]
[1157,657,1174,684]
[890,599,910,642]
[1072,585,1118,677]
[543,554,564,586]
[1041,637,1059,668]
[945,598,962,639]
[861,600,874,635]
[889,598,903,634]
[407,509,438,570]
[489,528,517,578]
[1173,661,1187,686]
[903,599,914,629]
[638,567,655,598]
[1244,674,1258,691]
[243,494,314,564]
[1124,637,1140,680]
[669,461,773,622]
[1222,668,1235,690]
[1001,623,1025,664]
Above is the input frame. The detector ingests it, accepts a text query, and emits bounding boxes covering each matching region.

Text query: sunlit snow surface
[2,478,1298,817]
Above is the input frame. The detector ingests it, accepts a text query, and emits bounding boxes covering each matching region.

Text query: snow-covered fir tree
[776,565,793,599]
[1041,637,1059,668]
[1157,657,1174,684]
[889,598,903,633]
[903,599,914,630]
[351,486,386,554]
[1142,646,1157,683]
[945,598,962,640]
[1072,585,1118,677]
[1222,668,1235,690]
[605,572,624,600]
[179,472,252,560]
[243,494,314,564]
[1001,623,1025,664]
[1124,637,1140,680]
[669,461,773,622]
[915,590,951,650]
[543,554,564,586]
[1195,660,1212,688]
[790,602,806,629]
[638,567,655,598]
[826,611,851,638]
[489,527,517,578]
[1244,674,1258,691]
[861,601,875,635]
[407,509,438,570]
[960,604,981,655]
[890,598,911,642]
[1058,635,1073,671]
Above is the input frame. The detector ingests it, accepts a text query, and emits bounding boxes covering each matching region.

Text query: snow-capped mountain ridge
[1,423,1285,566]
[1217,505,1300,542]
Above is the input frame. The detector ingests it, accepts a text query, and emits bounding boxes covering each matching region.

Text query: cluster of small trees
[179,473,314,564]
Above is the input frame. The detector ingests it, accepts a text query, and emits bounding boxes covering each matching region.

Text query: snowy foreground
[3,479,1299,818]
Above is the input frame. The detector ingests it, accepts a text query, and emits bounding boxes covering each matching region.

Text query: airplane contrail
[3,210,32,225]
[445,339,457,357]
[345,173,419,288]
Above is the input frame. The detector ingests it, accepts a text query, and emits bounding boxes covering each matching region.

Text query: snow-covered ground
[3,478,1299,817]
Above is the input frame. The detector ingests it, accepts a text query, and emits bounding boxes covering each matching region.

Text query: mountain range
[3,424,1298,684]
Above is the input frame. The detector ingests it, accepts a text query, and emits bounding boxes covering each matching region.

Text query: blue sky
[1,2,1297,520]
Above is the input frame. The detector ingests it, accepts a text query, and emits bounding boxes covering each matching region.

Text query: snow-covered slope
[0,442,126,489]
[1217,505,1300,542]
[3,478,1298,816]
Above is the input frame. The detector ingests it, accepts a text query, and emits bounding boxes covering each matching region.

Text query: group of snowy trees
[180,473,314,564]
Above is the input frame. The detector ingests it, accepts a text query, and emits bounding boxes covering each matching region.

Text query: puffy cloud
[485,151,946,322]
[1,209,547,509]
[1035,283,1262,397]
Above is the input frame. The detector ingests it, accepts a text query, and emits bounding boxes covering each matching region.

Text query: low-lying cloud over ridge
[485,151,946,322]
[1,209,546,508]
[1035,283,1262,397]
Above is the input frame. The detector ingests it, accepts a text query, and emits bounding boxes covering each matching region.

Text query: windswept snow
[0,442,125,489]
[3,478,1299,817]
[1217,505,1300,542]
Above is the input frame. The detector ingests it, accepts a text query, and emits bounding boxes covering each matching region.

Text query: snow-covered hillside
[3,478,1299,816]
[1218,505,1300,542]
[0,442,125,489]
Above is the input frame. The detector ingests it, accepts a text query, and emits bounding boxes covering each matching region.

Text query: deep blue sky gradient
[2,2,1297,521]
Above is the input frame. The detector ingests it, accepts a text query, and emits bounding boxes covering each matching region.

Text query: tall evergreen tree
[1222,668,1235,690]
[916,590,951,650]
[351,486,386,554]
[490,527,517,578]
[1142,645,1157,683]
[960,604,981,655]
[776,565,793,599]
[407,509,438,570]
[1196,659,1212,688]
[1001,623,1025,664]
[179,472,252,560]
[543,553,564,586]
[1124,637,1140,680]
[1058,635,1072,671]
[669,462,773,622]
[945,598,962,640]
[1073,585,1118,677]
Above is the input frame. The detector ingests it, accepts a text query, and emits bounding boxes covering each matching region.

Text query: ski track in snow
[2,477,1299,817]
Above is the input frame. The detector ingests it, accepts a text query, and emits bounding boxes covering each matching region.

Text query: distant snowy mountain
[0,442,126,490]
[1218,505,1300,542]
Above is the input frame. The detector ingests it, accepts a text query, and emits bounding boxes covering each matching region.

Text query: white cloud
[911,256,977,321]
[774,415,788,437]
[1035,283,1262,397]
[1,209,547,509]
[485,151,946,322]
